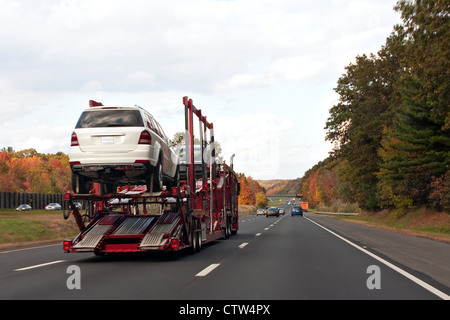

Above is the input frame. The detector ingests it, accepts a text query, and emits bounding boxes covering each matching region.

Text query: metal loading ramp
[73,223,114,250]
[139,213,180,249]
[113,217,154,235]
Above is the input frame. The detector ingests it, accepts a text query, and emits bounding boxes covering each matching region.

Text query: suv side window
[155,121,168,142]
[142,112,155,131]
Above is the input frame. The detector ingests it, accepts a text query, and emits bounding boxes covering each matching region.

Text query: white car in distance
[69,101,178,193]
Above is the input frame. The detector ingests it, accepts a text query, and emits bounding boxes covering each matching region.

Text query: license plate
[102,136,115,144]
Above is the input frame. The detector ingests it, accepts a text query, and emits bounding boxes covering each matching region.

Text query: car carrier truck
[63,96,239,254]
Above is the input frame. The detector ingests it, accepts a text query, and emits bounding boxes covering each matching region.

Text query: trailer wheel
[223,216,231,239]
[189,220,202,254]
[196,220,202,253]
[189,223,198,254]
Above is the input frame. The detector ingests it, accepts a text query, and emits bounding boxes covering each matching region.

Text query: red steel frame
[63,96,239,254]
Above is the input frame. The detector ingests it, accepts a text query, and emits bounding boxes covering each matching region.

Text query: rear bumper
[71,162,148,178]
[69,145,157,166]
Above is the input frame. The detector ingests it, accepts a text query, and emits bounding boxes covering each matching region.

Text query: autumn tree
[255,191,268,208]
[0,148,71,193]
[238,176,255,205]
[320,0,450,210]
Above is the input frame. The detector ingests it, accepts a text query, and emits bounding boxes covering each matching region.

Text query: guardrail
[314,211,359,216]
[0,191,67,210]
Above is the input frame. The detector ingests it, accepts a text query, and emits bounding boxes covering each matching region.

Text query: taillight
[63,240,72,252]
[138,130,152,145]
[71,132,79,146]
[170,238,179,250]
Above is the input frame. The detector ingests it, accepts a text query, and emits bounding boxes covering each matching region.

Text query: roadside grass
[0,209,79,248]
[316,207,450,242]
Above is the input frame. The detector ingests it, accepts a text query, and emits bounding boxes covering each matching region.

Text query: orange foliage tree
[0,148,71,193]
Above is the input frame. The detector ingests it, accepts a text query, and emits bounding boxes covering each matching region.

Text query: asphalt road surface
[1,203,449,302]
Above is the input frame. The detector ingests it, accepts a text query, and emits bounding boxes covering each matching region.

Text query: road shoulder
[305,212,450,290]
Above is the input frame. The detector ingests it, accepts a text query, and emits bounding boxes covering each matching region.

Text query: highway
[1,203,449,303]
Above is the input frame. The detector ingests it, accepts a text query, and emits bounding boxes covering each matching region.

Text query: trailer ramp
[139,213,181,249]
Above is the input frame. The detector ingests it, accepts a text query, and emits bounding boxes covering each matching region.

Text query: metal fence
[0,192,67,210]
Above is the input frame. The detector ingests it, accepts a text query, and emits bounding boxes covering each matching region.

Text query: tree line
[301,0,450,212]
[0,147,270,209]
[0,147,71,194]
[238,175,269,208]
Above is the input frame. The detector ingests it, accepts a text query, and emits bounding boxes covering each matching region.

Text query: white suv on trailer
[69,101,178,193]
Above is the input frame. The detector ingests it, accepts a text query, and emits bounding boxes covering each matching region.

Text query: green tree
[377,0,450,208]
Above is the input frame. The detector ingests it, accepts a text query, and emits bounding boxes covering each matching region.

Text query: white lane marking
[305,217,450,300]
[196,263,221,277]
[1,243,60,254]
[239,242,249,249]
[14,260,65,272]
[264,227,269,230]
[256,233,262,236]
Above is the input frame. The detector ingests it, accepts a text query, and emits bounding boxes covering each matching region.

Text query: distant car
[256,208,266,216]
[16,204,31,211]
[278,208,285,215]
[266,207,279,217]
[45,203,62,210]
[69,102,179,193]
[291,206,303,216]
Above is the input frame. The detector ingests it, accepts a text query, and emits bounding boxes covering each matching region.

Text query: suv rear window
[76,110,144,128]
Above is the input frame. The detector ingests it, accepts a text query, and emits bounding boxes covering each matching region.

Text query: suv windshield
[76,110,144,128]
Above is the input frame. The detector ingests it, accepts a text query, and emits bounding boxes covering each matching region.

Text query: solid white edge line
[196,263,220,277]
[304,217,450,300]
[14,260,65,272]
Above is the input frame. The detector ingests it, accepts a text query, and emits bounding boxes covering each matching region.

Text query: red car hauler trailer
[63,96,239,254]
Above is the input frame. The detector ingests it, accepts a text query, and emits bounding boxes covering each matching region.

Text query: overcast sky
[0,0,402,179]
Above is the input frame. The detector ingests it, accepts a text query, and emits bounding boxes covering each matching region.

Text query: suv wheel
[146,160,163,192]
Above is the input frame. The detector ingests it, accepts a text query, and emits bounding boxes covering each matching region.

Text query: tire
[153,160,164,192]
[196,220,202,253]
[189,220,199,254]
[146,159,163,192]
[223,216,231,239]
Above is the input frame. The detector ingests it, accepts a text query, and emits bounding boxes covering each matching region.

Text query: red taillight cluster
[63,240,72,252]
[71,132,79,146]
[138,130,152,145]
[170,238,179,250]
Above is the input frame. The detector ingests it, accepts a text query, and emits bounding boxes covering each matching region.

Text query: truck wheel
[189,223,198,254]
[196,220,202,252]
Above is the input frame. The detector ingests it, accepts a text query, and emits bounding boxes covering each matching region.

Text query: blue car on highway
[291,206,303,216]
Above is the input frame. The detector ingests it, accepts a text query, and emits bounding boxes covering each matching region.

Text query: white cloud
[0,0,402,178]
